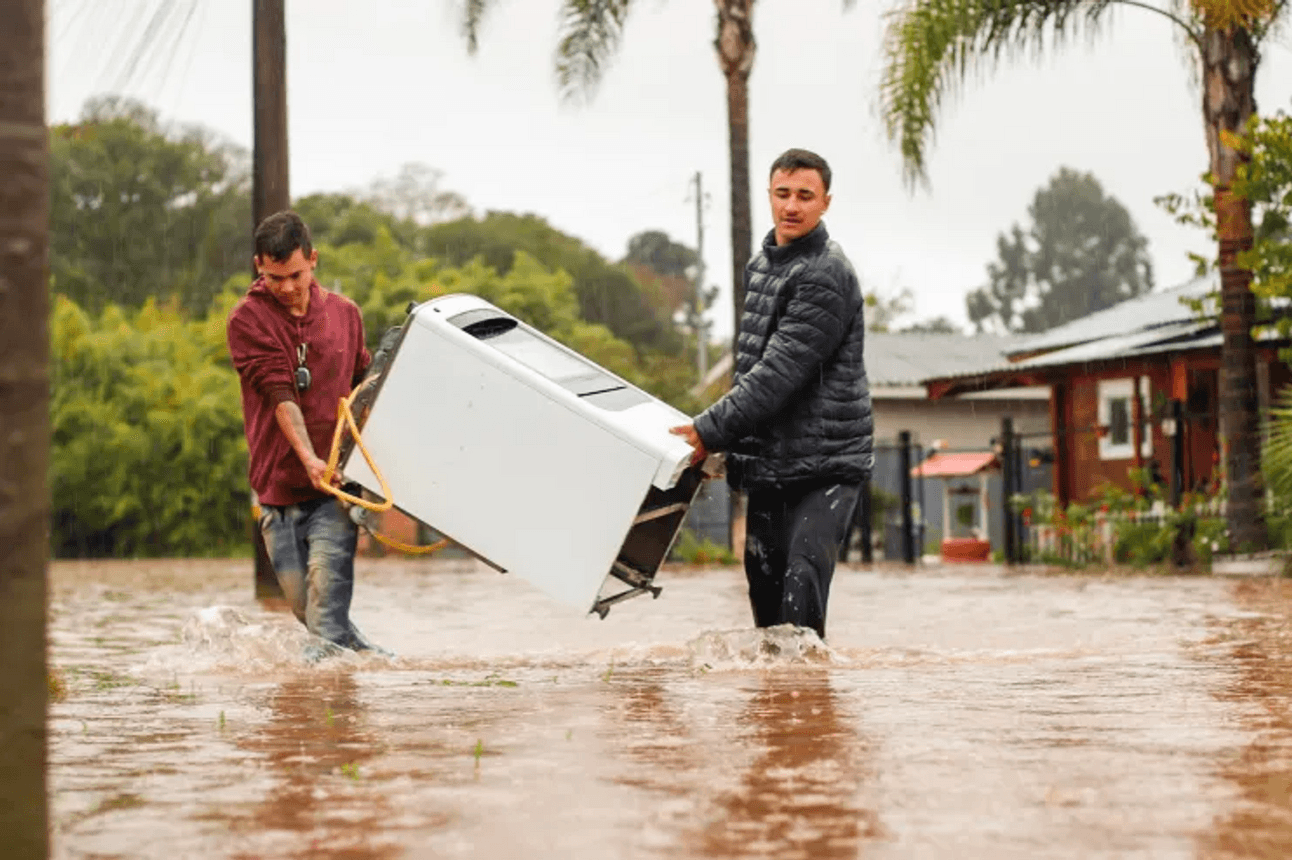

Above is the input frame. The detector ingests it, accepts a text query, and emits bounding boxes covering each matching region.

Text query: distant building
[865,332,1049,449]
[920,275,1292,506]
[691,331,1055,558]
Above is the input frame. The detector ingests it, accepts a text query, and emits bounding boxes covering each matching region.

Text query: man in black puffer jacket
[671,148,873,640]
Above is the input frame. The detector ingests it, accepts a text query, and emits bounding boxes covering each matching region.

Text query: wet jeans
[258,497,375,652]
[744,481,862,640]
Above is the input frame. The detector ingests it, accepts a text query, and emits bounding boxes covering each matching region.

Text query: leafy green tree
[623,229,702,330]
[624,229,699,281]
[294,192,419,251]
[966,168,1153,334]
[1236,112,1292,310]
[49,295,248,557]
[1233,111,1292,544]
[422,211,677,352]
[879,0,1287,549]
[50,96,250,314]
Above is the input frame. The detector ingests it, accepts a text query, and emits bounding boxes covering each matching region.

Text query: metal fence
[680,417,1055,564]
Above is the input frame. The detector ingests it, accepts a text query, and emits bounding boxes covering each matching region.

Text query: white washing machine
[340,294,721,617]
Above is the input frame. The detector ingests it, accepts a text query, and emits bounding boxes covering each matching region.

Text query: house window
[1098,378,1152,461]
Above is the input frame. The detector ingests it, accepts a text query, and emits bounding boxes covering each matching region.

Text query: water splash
[174,605,370,673]
[686,624,844,670]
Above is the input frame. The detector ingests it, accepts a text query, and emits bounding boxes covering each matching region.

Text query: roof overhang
[912,451,1000,478]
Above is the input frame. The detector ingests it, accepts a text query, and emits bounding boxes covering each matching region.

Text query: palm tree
[456,0,854,360]
[0,0,51,854]
[880,0,1286,551]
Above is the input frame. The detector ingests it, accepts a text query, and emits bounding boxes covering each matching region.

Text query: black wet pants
[744,481,862,640]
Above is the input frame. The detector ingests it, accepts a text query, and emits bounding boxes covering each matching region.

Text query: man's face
[255,248,317,316]
[769,168,831,246]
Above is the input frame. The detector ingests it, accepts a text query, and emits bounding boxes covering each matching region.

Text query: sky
[46,0,1292,340]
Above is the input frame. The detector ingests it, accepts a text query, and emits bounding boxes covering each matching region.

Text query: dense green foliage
[51,239,707,558]
[421,212,679,352]
[1013,482,1229,571]
[966,167,1154,334]
[50,295,249,557]
[45,100,717,558]
[294,195,681,355]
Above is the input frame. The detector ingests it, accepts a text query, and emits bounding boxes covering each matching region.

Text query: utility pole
[0,0,50,854]
[251,0,289,599]
[253,0,290,225]
[692,170,708,382]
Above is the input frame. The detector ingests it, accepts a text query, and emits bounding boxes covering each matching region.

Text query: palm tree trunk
[0,0,50,854]
[1202,24,1266,551]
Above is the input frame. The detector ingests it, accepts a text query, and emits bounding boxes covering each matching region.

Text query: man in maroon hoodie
[227,211,382,658]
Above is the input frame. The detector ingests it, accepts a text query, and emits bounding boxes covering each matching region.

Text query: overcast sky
[47,0,1292,338]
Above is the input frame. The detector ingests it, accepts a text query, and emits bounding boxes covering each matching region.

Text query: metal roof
[1004,318,1214,372]
[1007,275,1216,357]
[865,332,1021,386]
[920,320,1219,397]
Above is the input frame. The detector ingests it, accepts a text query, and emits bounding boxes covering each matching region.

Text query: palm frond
[459,0,491,55]
[555,0,636,104]
[880,0,1114,188]
[1265,387,1292,499]
[1190,0,1279,27]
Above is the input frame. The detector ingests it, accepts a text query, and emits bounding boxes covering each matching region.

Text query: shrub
[671,529,737,565]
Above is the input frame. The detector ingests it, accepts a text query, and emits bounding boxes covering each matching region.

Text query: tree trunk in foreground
[0,0,50,855]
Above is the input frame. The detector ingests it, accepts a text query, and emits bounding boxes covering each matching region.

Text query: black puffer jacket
[694,223,873,490]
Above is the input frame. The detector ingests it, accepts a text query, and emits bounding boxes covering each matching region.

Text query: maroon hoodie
[227,278,370,507]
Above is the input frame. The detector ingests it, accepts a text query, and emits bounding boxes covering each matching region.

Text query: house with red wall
[921,276,1292,507]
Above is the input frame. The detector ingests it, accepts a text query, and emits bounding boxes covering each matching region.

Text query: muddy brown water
[45,558,1292,859]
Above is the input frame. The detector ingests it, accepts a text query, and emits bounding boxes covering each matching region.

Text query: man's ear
[822,193,832,212]
[252,254,262,273]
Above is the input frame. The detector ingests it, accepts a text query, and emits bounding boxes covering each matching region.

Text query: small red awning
[911,451,999,478]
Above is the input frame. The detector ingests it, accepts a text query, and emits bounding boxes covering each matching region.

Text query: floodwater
[46,557,1292,859]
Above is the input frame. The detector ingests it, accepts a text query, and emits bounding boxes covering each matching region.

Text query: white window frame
[1097,377,1152,461]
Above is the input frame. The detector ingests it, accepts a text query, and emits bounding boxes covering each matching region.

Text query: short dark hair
[254,210,313,262]
[769,148,832,192]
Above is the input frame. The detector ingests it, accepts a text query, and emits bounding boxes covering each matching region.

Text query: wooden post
[1131,375,1144,483]
[941,478,951,542]
[1001,417,1016,565]
[979,473,990,541]
[1049,382,1069,508]
[253,0,289,226]
[1171,399,1185,508]
[859,477,873,564]
[899,431,915,565]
